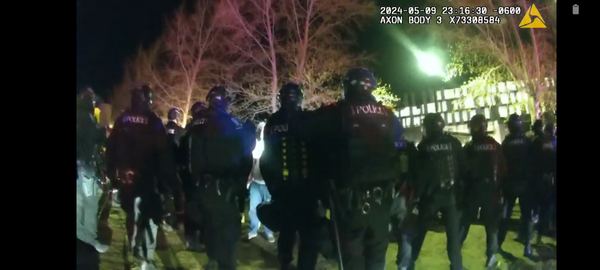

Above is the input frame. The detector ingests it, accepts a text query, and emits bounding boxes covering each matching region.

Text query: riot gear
[507,113,523,134]
[168,108,181,121]
[190,101,208,117]
[278,82,304,110]
[532,120,543,137]
[422,113,445,138]
[206,86,231,110]
[131,84,153,112]
[468,114,488,138]
[77,87,101,113]
[461,126,506,268]
[342,67,377,100]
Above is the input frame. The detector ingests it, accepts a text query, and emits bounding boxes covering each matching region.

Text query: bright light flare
[415,51,445,77]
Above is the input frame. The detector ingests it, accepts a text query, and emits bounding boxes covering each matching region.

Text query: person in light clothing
[247,123,276,243]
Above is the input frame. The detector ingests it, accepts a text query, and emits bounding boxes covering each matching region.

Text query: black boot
[524,244,533,257]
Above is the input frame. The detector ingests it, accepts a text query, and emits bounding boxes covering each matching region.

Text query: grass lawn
[88,203,556,270]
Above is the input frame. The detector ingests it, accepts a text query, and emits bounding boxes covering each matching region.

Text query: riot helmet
[206,86,231,110]
[506,113,522,134]
[278,83,304,110]
[468,114,488,138]
[532,120,543,137]
[131,84,153,112]
[167,108,181,121]
[422,113,445,138]
[190,101,208,117]
[77,87,101,113]
[342,67,377,101]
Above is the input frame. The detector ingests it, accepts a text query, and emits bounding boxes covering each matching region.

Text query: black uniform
[105,85,181,268]
[183,86,255,270]
[499,114,534,255]
[309,68,404,270]
[460,115,505,268]
[411,113,465,270]
[390,138,418,270]
[259,83,322,270]
[178,101,209,251]
[530,124,556,244]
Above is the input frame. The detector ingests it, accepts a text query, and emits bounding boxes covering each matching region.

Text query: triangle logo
[519,4,546,28]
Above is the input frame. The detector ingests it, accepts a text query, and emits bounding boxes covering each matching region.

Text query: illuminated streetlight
[415,51,445,78]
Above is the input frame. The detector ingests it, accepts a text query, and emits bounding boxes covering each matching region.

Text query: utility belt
[338,183,393,214]
[197,174,236,203]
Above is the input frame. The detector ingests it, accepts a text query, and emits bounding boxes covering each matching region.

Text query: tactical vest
[419,134,460,187]
[338,101,398,187]
[464,137,501,183]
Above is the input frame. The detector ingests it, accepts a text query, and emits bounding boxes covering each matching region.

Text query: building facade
[396,80,555,144]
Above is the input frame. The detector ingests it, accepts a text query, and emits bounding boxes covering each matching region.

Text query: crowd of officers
[75,67,557,270]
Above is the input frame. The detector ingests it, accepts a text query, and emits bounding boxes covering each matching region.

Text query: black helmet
[167,108,181,121]
[131,84,153,112]
[532,120,543,136]
[77,87,101,112]
[278,83,304,109]
[190,101,208,116]
[422,113,445,138]
[206,86,230,110]
[506,113,522,134]
[342,67,377,100]
[468,114,488,137]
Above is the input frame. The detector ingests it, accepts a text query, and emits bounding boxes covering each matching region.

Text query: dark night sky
[77,0,450,101]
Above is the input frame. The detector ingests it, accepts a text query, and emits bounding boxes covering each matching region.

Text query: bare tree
[431,0,556,119]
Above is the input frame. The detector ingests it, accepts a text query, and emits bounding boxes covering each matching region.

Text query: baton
[327,179,345,270]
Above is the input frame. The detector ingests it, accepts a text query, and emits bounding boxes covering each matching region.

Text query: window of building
[486,95,494,106]
[400,107,411,117]
[516,106,522,115]
[402,118,408,127]
[506,81,517,91]
[464,97,475,108]
[413,116,421,126]
[484,108,490,119]
[440,113,446,121]
[441,101,448,112]
[444,89,455,99]
[454,111,461,122]
[436,91,442,100]
[497,82,506,92]
[412,106,421,115]
[470,109,477,118]
[508,106,515,115]
[462,110,468,122]
[477,96,485,107]
[427,102,436,113]
[446,113,453,123]
[499,106,508,118]
[510,93,516,103]
[500,93,509,104]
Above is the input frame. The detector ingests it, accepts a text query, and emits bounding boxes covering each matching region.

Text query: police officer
[106,85,182,270]
[258,83,322,270]
[498,114,534,256]
[185,86,255,270]
[77,87,110,256]
[531,120,544,139]
[308,68,404,269]
[179,101,209,251]
[530,123,556,244]
[166,108,184,147]
[410,113,465,270]
[163,108,185,231]
[390,137,418,270]
[460,114,506,269]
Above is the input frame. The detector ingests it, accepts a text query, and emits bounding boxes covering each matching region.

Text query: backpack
[188,113,245,176]
[338,101,398,187]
